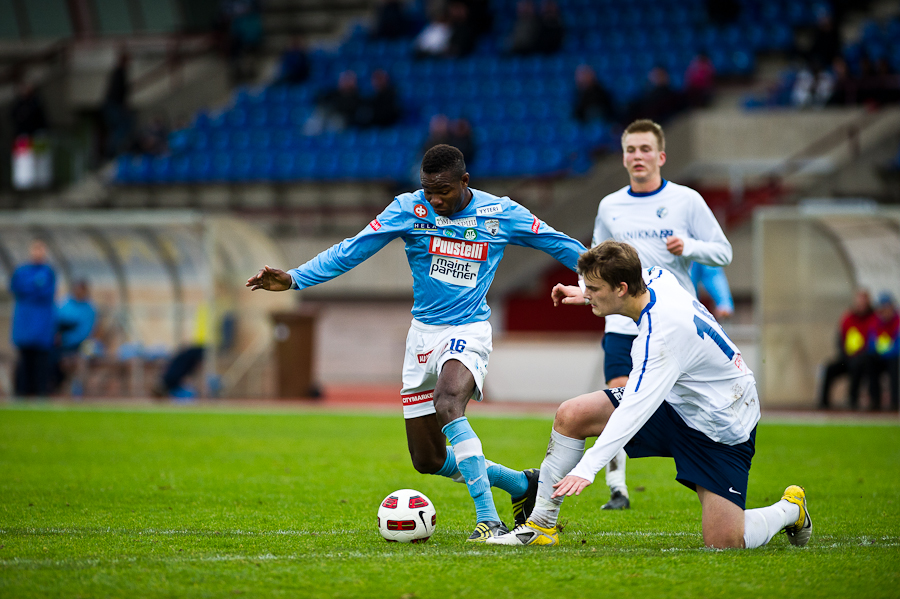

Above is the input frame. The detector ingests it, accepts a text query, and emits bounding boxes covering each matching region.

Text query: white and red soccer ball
[377,489,436,543]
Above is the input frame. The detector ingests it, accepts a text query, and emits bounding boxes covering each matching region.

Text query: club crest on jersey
[369,218,382,231]
[435,216,477,228]
[476,204,502,216]
[444,229,455,237]
[485,219,499,236]
[414,204,428,218]
[464,228,477,240]
[657,207,668,219]
[413,222,438,233]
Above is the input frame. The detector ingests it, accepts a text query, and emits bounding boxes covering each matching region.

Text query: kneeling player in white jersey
[247,145,585,541]
[488,241,811,549]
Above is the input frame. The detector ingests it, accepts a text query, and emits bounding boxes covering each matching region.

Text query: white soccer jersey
[592,180,732,336]
[569,267,760,483]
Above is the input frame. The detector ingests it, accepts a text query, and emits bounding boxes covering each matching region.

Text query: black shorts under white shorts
[603,388,756,509]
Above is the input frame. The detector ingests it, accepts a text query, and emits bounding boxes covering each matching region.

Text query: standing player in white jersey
[247,145,586,541]
[488,241,812,549]
[583,119,733,510]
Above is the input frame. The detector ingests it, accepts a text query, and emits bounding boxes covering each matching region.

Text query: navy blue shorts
[602,332,637,383]
[603,388,756,509]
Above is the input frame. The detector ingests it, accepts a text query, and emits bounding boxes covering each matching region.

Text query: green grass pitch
[1,404,898,598]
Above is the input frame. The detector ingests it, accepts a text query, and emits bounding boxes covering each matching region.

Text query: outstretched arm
[246,265,293,291]
[552,475,591,498]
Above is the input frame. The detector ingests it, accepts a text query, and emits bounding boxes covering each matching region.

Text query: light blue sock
[486,462,528,497]
[442,416,499,523]
[435,446,462,481]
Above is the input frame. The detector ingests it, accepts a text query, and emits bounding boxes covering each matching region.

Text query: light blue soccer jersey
[288,188,587,325]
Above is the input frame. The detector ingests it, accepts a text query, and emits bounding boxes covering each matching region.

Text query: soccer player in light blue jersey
[488,241,811,549]
[247,144,587,541]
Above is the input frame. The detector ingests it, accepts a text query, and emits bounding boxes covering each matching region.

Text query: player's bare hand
[665,236,685,256]
[552,475,591,498]
[246,265,293,291]
[551,283,585,307]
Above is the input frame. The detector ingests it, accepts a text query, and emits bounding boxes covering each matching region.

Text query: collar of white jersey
[637,287,657,326]
[627,179,668,198]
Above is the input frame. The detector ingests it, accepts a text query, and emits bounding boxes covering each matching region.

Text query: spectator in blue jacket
[10,240,56,397]
[53,279,96,393]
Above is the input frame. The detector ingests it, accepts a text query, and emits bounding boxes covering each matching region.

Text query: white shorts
[400,318,492,419]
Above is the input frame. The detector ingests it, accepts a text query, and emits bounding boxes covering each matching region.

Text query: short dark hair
[578,240,647,297]
[421,144,466,179]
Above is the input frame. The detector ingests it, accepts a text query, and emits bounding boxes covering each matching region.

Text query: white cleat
[485,521,559,546]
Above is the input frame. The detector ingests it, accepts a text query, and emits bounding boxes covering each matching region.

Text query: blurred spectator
[422,114,452,153]
[219,0,263,82]
[791,64,835,108]
[807,12,842,71]
[306,71,363,133]
[866,292,899,411]
[572,65,615,123]
[372,0,414,39]
[685,52,716,108]
[10,240,56,397]
[413,11,452,58]
[447,1,477,57]
[358,69,402,128]
[818,290,874,409]
[134,116,169,155]
[826,57,853,106]
[705,0,740,26]
[449,117,475,163]
[868,58,900,105]
[274,37,310,85]
[537,1,565,55]
[505,0,542,55]
[102,52,133,158]
[10,82,47,137]
[627,66,685,125]
[53,279,96,394]
[691,263,734,321]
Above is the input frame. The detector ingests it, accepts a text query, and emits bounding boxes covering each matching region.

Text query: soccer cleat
[511,468,540,526]
[485,521,559,546]
[466,520,509,542]
[601,489,630,510]
[782,485,812,547]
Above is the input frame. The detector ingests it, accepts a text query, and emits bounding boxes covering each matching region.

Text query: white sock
[743,499,800,549]
[604,448,628,497]
[529,428,585,529]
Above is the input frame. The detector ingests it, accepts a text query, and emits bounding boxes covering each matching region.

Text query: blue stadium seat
[150,156,172,183]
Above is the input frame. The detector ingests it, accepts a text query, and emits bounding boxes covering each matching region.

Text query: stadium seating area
[116,0,822,184]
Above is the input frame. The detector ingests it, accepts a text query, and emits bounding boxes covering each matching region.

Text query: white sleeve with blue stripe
[567,307,681,483]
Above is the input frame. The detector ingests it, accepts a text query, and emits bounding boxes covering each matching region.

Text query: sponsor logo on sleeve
[476,204,502,216]
[531,216,541,234]
[417,349,433,364]
[369,218,382,231]
[413,222,438,233]
[464,228,477,240]
[414,204,428,218]
[435,216,477,228]
[401,389,434,406]
[485,219,499,236]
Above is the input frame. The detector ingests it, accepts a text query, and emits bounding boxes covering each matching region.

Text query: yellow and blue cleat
[781,485,812,547]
